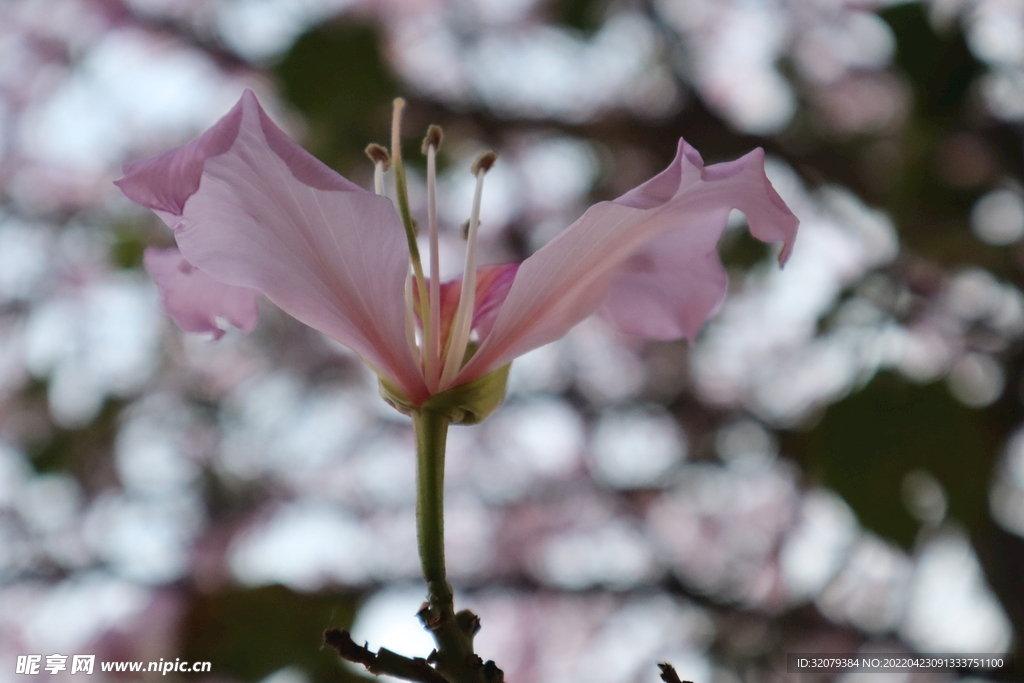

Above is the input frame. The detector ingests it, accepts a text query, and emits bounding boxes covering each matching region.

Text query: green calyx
[379,363,511,426]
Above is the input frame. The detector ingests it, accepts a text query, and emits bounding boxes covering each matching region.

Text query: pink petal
[414,264,519,357]
[457,140,798,383]
[601,244,727,340]
[118,91,426,402]
[115,107,242,219]
[469,263,519,340]
[115,90,361,220]
[144,247,259,340]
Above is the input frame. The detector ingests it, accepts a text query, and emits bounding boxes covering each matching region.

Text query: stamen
[365,143,391,196]
[471,150,498,175]
[423,125,444,391]
[422,125,443,154]
[440,151,497,388]
[365,143,391,168]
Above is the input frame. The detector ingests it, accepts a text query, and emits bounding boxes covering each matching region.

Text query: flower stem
[413,409,487,683]
[414,408,449,597]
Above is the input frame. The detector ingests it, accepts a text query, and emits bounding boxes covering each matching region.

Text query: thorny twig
[324,628,449,683]
[328,627,683,683]
[657,662,694,683]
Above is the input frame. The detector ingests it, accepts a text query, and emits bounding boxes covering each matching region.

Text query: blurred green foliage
[275,21,398,177]
[552,0,606,34]
[789,373,997,548]
[783,5,1022,553]
[181,585,366,683]
[25,388,124,489]
[880,4,981,122]
[109,223,148,270]
[876,4,994,269]
[717,222,772,271]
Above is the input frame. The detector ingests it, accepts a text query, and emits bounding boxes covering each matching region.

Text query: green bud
[379,363,511,426]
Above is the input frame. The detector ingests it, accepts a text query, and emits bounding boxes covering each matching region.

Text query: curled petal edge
[143,247,259,340]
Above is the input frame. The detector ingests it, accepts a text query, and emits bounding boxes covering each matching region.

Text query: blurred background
[1,0,1023,681]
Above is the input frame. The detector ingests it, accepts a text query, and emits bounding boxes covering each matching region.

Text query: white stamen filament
[374,161,385,196]
[403,271,421,368]
[439,167,487,388]
[425,144,442,392]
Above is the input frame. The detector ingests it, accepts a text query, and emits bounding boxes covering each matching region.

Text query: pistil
[390,99,430,362]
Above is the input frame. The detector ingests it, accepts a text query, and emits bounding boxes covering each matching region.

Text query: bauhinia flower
[116,90,798,422]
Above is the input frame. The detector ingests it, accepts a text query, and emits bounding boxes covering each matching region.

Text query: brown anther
[471,150,498,175]
[421,125,444,154]
[365,143,392,170]
[460,219,471,240]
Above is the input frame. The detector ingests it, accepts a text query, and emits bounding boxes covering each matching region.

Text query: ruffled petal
[117,91,426,402]
[115,90,361,220]
[115,106,243,218]
[144,247,259,340]
[457,140,798,383]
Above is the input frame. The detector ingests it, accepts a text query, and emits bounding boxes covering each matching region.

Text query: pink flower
[116,90,797,409]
